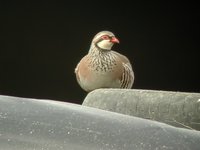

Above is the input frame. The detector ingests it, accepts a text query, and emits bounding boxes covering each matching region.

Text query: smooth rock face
[1,94,200,150]
[83,89,200,130]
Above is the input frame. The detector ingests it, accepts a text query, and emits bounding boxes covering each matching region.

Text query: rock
[1,94,200,150]
[83,89,200,130]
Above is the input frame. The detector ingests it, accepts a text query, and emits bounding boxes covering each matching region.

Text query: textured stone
[1,95,200,149]
[83,89,200,130]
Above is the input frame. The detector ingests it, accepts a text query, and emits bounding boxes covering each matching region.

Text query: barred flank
[121,63,132,88]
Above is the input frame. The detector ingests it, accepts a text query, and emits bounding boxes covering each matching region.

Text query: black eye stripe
[96,35,113,43]
[102,35,109,39]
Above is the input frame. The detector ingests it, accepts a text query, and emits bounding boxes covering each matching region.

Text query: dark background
[0,1,199,104]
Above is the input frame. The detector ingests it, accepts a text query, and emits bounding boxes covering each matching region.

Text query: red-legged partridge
[75,31,134,92]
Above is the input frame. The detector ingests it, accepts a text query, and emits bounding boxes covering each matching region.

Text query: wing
[112,51,134,88]
[121,62,134,88]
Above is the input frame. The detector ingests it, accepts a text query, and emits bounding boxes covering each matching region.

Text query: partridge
[75,31,134,92]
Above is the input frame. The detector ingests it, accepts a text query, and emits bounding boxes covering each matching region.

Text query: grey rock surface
[83,89,200,130]
[1,94,200,150]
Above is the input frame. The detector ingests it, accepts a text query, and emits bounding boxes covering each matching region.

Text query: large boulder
[83,89,200,130]
[0,94,200,150]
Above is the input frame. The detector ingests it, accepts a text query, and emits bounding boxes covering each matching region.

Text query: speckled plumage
[75,31,134,92]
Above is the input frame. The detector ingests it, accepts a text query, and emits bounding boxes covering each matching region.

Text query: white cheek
[97,40,113,50]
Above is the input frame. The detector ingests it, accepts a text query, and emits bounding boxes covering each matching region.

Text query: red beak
[110,37,120,43]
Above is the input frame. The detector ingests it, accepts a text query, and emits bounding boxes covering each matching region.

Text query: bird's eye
[101,35,109,40]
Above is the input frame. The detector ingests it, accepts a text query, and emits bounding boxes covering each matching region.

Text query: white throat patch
[97,40,114,50]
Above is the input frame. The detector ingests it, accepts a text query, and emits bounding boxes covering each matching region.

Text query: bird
[75,31,134,92]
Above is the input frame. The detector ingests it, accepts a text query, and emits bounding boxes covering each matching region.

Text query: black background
[0,1,199,104]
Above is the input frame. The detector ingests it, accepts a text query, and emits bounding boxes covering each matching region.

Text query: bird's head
[92,31,119,50]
